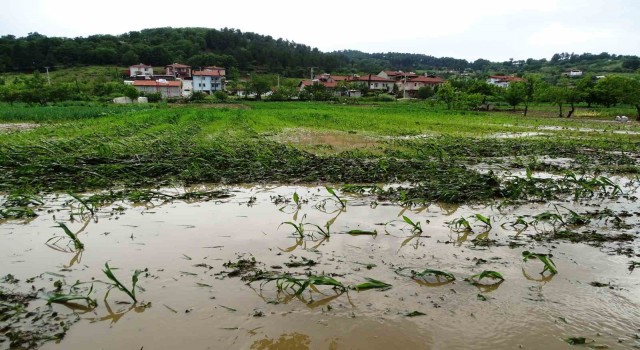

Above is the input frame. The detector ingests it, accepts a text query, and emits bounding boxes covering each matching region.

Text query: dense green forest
[1,27,639,76]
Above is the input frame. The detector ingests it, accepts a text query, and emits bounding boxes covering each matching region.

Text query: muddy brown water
[1,186,639,350]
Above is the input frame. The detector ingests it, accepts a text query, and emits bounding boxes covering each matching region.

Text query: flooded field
[2,184,639,350]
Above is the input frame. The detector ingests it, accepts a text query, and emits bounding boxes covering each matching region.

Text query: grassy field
[0,101,638,200]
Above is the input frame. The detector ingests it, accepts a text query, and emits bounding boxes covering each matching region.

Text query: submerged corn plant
[308,220,332,238]
[279,214,307,238]
[47,283,97,308]
[449,217,472,232]
[265,275,347,296]
[325,186,346,209]
[103,263,146,303]
[280,221,305,238]
[350,278,392,291]
[467,270,504,285]
[48,222,84,251]
[68,192,95,216]
[501,216,529,231]
[473,214,492,229]
[522,251,558,275]
[412,268,456,282]
[402,215,423,234]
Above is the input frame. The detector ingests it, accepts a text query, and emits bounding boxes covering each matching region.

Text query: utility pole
[44,67,51,86]
[310,67,314,80]
[403,72,407,99]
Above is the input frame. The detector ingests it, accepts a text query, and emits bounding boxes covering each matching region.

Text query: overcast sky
[2,0,638,62]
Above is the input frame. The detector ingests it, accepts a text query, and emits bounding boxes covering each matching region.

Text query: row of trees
[0,72,141,105]
[432,75,640,119]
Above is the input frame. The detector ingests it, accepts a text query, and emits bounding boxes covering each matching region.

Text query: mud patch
[272,129,379,153]
[0,123,38,133]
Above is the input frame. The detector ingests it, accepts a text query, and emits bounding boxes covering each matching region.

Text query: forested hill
[0,27,638,76]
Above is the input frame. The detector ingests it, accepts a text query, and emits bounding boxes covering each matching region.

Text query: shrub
[213,90,228,101]
[144,92,162,102]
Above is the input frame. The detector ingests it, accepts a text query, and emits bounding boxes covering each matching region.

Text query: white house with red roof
[129,63,153,77]
[192,68,225,94]
[132,79,182,98]
[398,75,445,97]
[349,74,394,92]
[378,70,419,82]
[165,63,192,79]
[487,75,524,88]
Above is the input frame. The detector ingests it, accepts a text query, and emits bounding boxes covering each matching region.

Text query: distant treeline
[0,27,639,76]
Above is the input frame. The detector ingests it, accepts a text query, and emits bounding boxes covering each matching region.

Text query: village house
[486,75,524,88]
[129,63,153,77]
[192,68,225,94]
[399,75,445,97]
[165,63,192,79]
[377,70,419,82]
[297,74,360,96]
[349,74,394,93]
[132,79,182,98]
[562,69,583,78]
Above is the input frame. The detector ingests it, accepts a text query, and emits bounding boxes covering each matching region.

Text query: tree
[122,84,139,101]
[0,85,20,105]
[622,57,640,71]
[595,76,640,119]
[213,90,228,101]
[575,75,597,107]
[435,82,456,109]
[594,76,625,107]
[121,50,140,65]
[246,75,272,100]
[521,75,539,116]
[502,82,526,111]
[416,86,434,100]
[303,83,332,101]
[539,78,581,118]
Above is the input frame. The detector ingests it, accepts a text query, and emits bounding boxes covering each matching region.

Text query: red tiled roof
[489,75,524,82]
[299,79,338,89]
[130,63,152,68]
[133,80,181,87]
[349,75,394,82]
[384,71,417,77]
[408,76,444,84]
[330,75,349,81]
[193,70,222,76]
[166,63,190,68]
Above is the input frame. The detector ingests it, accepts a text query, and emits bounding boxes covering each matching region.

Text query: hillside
[0,27,638,78]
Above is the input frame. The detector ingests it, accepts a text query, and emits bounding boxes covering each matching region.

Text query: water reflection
[88,300,149,325]
[521,267,556,283]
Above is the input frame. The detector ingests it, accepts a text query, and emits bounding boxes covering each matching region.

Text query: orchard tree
[502,82,526,111]
[521,75,539,116]
[246,75,273,100]
[593,76,640,118]
[435,82,456,109]
[540,78,582,118]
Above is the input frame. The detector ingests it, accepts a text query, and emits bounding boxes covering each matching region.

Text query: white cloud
[528,23,614,47]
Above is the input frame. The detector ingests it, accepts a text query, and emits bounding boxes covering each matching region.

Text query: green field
[0,101,639,200]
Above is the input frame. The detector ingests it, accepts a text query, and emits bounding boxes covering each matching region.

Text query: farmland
[1,101,639,349]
